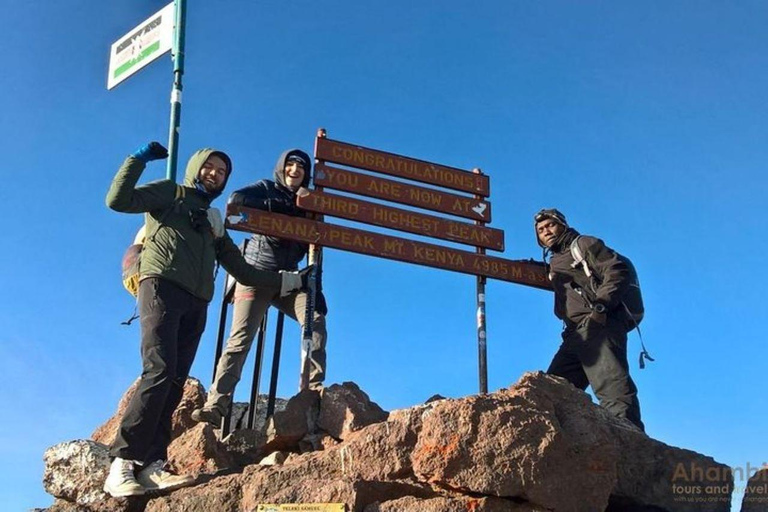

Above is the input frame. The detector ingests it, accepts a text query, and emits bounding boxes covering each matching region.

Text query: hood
[183,148,233,200]
[273,149,312,190]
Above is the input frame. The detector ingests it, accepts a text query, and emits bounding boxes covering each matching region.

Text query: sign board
[226,206,550,290]
[297,189,504,251]
[316,138,490,196]
[107,3,174,89]
[314,165,491,222]
[256,505,345,512]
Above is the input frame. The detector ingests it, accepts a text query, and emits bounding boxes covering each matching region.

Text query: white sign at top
[107,3,174,90]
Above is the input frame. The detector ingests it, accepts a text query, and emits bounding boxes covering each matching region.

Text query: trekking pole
[266,312,285,418]
[473,168,488,394]
[166,0,186,182]
[246,313,268,429]
[299,127,327,391]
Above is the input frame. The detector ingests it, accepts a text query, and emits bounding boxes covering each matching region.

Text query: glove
[132,141,168,163]
[206,208,225,238]
[279,265,315,297]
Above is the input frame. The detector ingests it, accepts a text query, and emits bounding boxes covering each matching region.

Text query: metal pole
[212,274,231,384]
[473,168,488,394]
[246,314,268,429]
[266,312,285,418]
[166,0,186,181]
[299,128,327,390]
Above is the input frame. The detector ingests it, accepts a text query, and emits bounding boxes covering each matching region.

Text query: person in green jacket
[102,142,310,498]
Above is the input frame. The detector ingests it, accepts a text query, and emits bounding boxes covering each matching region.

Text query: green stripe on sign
[113,41,161,78]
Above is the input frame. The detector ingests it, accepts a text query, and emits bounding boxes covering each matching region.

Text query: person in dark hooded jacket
[102,142,310,498]
[534,208,644,431]
[192,149,328,427]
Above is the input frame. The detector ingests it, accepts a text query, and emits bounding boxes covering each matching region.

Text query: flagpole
[166,0,186,181]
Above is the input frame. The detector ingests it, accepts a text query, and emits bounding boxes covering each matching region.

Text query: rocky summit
[41,372,736,511]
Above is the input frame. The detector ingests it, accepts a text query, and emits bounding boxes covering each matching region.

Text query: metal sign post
[166,0,186,182]
[473,168,488,394]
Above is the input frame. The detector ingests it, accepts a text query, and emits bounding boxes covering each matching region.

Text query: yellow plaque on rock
[256,505,346,512]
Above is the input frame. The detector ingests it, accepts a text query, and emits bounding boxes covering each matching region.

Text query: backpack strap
[570,236,598,294]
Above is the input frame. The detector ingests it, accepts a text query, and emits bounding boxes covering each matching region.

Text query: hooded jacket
[106,149,281,302]
[228,149,312,272]
[546,228,631,328]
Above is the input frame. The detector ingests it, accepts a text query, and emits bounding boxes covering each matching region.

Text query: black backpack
[569,236,653,368]
[569,236,644,329]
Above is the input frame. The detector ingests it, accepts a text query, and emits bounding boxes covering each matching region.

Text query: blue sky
[2,1,766,510]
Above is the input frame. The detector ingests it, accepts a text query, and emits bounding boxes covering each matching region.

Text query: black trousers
[110,278,208,463]
[547,317,644,431]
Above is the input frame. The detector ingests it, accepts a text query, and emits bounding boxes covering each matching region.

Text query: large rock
[411,376,618,512]
[167,423,235,477]
[741,468,768,512]
[91,377,205,446]
[263,389,321,452]
[317,382,389,440]
[221,428,268,467]
[144,473,242,512]
[42,440,111,505]
[41,373,734,512]
[363,495,546,512]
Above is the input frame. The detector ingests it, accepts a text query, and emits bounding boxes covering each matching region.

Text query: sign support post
[166,0,187,182]
[473,168,488,394]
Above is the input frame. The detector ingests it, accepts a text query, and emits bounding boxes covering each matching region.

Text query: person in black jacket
[535,208,644,431]
[192,149,327,426]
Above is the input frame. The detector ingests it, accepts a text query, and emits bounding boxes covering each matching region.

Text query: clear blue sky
[2,1,765,510]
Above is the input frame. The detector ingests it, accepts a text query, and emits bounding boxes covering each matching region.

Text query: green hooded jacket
[106,149,281,302]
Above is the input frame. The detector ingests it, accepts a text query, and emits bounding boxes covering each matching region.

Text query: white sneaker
[103,457,145,497]
[136,460,195,491]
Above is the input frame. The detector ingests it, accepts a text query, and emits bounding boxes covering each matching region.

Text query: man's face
[284,161,305,191]
[199,155,228,193]
[536,219,564,248]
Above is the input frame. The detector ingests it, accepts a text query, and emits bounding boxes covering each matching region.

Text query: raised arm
[106,142,177,213]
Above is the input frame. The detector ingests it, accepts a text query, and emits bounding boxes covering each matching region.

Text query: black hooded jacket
[228,149,312,272]
[547,228,631,329]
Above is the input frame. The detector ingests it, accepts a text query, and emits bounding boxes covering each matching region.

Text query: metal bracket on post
[473,167,488,394]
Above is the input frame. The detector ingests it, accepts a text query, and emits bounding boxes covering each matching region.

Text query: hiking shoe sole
[103,482,146,497]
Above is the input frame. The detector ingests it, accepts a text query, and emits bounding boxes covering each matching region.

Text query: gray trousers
[547,317,644,431]
[205,283,327,413]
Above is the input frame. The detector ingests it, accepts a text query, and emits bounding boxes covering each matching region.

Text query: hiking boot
[136,460,195,491]
[191,406,223,426]
[103,457,145,497]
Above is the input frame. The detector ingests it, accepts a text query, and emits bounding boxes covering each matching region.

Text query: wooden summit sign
[225,206,549,290]
[316,138,490,196]
[314,164,491,222]
[296,189,504,251]
[225,132,550,291]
